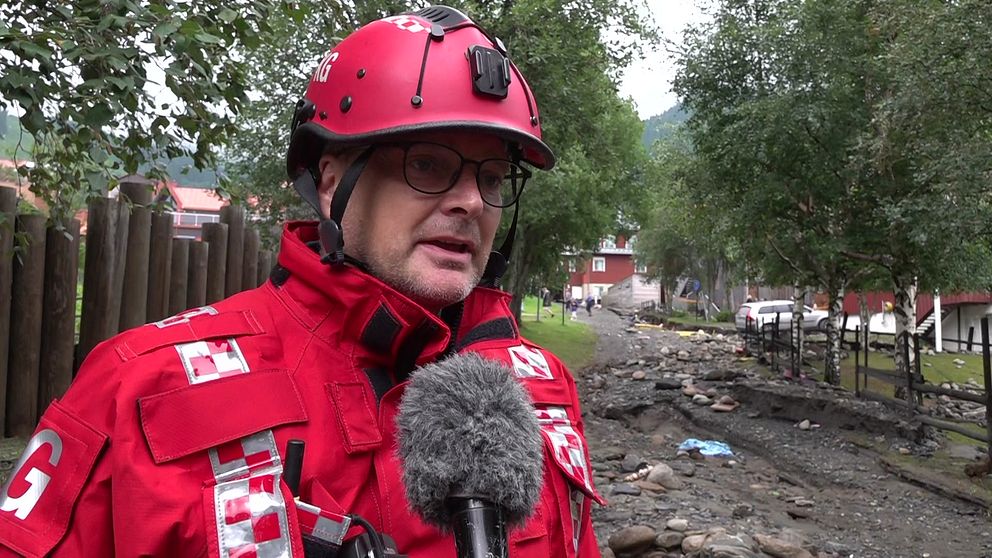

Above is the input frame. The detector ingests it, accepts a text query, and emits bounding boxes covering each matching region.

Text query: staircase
[918,305,953,338]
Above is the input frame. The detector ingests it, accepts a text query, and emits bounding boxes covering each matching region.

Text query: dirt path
[576,308,991,558]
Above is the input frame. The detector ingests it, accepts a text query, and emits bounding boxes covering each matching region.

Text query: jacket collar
[274,221,518,369]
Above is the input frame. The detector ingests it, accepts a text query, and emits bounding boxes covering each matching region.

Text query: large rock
[647,463,684,489]
[682,533,708,554]
[607,525,657,554]
[753,534,814,558]
[655,531,685,549]
[655,378,683,390]
[700,533,760,558]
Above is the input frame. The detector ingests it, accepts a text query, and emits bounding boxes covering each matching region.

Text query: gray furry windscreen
[395,352,545,530]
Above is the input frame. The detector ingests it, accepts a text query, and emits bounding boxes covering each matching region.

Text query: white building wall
[602,274,663,309]
[941,304,992,353]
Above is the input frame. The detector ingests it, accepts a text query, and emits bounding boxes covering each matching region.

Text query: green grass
[519,296,597,370]
[839,349,986,393]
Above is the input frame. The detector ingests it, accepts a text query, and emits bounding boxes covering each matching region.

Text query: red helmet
[286,6,555,178]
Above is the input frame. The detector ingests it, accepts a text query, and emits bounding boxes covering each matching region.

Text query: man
[0,6,602,558]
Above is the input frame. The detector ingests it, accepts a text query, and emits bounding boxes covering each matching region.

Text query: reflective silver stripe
[208,431,282,483]
[213,467,292,558]
[171,332,294,558]
[296,500,351,546]
[569,488,585,555]
[154,305,218,328]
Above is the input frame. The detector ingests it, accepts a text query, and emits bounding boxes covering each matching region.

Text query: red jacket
[0,222,603,558]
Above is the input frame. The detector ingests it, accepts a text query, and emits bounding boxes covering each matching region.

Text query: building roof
[163,181,227,212]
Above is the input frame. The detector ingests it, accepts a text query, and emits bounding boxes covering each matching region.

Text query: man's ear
[316,152,342,219]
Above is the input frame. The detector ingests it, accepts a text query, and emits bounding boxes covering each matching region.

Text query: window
[567,260,576,272]
[600,236,616,249]
[635,262,647,273]
[592,257,606,272]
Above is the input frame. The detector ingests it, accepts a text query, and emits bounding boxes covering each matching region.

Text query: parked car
[735,300,829,333]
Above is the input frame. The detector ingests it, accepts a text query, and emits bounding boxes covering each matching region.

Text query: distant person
[585,293,595,316]
[569,298,579,320]
[541,287,554,317]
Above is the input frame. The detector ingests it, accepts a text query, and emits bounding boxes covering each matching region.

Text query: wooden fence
[854,322,992,460]
[0,180,276,438]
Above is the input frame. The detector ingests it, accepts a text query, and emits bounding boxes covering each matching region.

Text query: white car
[735,300,829,333]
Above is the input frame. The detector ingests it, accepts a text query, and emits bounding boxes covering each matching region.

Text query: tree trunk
[824,285,844,384]
[792,283,805,376]
[892,275,918,400]
[504,227,529,324]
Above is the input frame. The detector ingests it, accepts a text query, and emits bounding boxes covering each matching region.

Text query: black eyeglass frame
[379,141,532,208]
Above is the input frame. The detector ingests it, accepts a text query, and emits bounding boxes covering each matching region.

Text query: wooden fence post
[187,240,209,309]
[0,188,15,435]
[981,317,991,462]
[242,228,258,292]
[109,200,130,334]
[169,238,190,316]
[38,218,81,414]
[257,250,272,287]
[203,222,228,304]
[220,205,244,297]
[146,211,173,322]
[7,213,47,437]
[79,197,129,363]
[119,180,152,331]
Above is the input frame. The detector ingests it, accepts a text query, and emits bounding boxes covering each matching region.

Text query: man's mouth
[422,239,473,254]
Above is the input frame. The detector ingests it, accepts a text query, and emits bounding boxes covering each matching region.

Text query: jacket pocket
[509,499,549,557]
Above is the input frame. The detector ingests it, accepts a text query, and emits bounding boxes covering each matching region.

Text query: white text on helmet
[314,51,340,83]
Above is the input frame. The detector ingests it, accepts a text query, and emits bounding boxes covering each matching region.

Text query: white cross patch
[383,15,428,34]
[508,345,553,380]
[535,406,597,498]
[175,338,249,385]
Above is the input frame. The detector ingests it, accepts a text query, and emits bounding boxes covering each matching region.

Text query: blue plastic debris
[677,438,734,457]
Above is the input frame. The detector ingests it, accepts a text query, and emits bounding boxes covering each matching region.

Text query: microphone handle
[447,497,507,558]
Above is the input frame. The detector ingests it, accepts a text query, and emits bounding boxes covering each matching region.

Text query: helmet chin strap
[479,201,518,288]
[291,147,375,265]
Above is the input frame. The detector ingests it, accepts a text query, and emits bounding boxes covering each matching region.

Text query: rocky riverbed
[576,309,991,558]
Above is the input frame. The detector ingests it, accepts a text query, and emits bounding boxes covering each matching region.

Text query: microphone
[396,352,544,558]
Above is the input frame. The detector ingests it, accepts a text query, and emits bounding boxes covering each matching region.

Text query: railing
[854,321,991,459]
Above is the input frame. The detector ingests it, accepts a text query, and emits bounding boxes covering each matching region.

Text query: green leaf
[89,145,109,164]
[85,171,109,194]
[152,21,180,39]
[194,32,223,45]
[219,8,238,24]
[84,103,114,127]
[17,40,53,61]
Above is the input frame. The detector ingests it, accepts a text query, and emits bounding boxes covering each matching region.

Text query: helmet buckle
[318,219,346,266]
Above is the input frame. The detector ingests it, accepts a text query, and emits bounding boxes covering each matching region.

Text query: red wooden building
[565,235,640,301]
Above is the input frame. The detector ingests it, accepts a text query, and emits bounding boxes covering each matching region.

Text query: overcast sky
[618,1,708,120]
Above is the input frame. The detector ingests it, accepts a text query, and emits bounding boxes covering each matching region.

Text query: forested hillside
[641,104,687,147]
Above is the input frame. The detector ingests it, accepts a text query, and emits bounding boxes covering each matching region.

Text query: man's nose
[440,164,485,216]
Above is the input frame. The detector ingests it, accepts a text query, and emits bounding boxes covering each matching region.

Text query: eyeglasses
[384,141,531,208]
